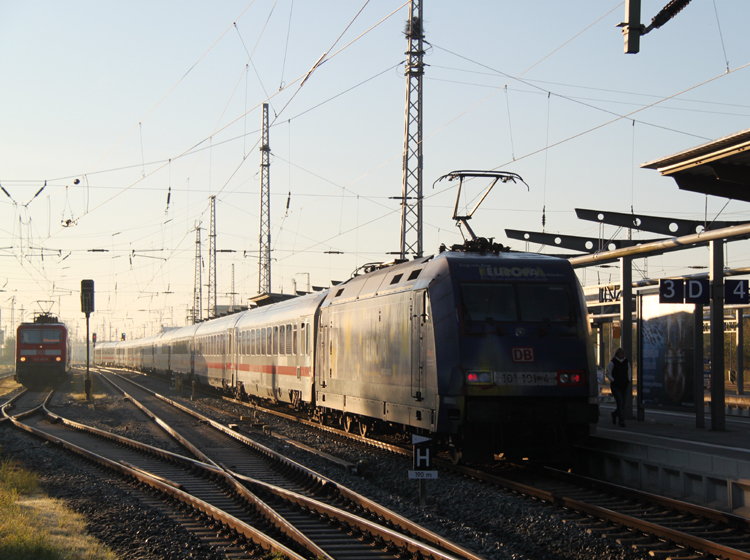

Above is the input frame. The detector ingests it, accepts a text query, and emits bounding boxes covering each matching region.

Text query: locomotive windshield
[20,329,63,344]
[461,283,574,323]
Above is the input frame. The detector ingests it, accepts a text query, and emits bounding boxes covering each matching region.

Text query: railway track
[445,461,750,559]
[91,368,750,558]
[7,372,487,560]
[142,371,750,559]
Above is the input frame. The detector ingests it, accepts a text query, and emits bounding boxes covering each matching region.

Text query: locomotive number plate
[494,372,557,386]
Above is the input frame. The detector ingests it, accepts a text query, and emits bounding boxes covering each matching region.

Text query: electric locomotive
[312,244,598,462]
[15,313,71,388]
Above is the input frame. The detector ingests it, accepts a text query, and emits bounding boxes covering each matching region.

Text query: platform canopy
[641,128,750,201]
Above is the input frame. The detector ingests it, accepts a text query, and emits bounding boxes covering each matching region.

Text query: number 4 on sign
[726,279,749,304]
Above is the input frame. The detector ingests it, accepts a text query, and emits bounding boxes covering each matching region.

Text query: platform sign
[725,279,749,304]
[659,279,709,305]
[409,434,438,480]
[659,279,683,304]
[684,279,709,305]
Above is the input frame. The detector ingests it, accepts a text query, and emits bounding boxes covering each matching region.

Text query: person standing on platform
[606,347,631,427]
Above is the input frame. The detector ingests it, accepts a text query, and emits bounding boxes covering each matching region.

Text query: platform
[577,393,750,516]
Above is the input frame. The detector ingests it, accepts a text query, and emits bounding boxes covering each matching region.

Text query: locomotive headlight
[20,357,26,362]
[55,357,61,362]
[467,371,493,384]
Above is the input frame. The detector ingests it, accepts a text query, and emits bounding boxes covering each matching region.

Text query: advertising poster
[639,293,695,410]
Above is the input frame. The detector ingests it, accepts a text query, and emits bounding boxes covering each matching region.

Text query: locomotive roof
[18,320,66,327]
[321,250,573,306]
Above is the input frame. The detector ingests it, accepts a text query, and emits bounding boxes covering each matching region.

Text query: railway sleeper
[646,549,691,559]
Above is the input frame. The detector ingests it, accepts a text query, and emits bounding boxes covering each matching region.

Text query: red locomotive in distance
[15,313,71,388]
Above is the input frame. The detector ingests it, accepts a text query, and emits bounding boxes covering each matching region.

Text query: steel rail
[448,462,750,559]
[0,388,28,422]
[7,410,307,560]
[96,370,222,469]
[547,468,750,531]
[32,401,333,560]
[105,370,487,560]
[96,373,337,560]
[2,389,48,421]
[234,472,479,560]
[221,394,413,457]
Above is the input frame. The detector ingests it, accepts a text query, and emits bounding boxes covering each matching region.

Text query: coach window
[273,326,279,355]
[286,324,293,355]
[292,324,298,355]
[279,325,286,355]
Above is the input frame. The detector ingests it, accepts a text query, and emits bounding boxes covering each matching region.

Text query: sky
[2,0,750,342]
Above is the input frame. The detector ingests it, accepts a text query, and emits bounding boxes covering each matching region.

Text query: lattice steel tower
[258,103,272,294]
[399,0,425,260]
[208,196,217,318]
[192,224,202,324]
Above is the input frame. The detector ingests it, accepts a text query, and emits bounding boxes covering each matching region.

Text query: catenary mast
[192,225,202,324]
[259,103,272,294]
[208,196,217,318]
[399,0,425,260]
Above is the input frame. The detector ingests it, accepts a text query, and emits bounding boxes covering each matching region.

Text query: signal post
[80,280,95,400]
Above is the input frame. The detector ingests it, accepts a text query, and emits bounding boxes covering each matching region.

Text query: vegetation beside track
[0,457,117,560]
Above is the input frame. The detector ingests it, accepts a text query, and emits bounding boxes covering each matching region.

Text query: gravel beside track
[2,378,648,560]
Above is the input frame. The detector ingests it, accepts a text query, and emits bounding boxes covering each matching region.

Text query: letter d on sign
[685,279,710,305]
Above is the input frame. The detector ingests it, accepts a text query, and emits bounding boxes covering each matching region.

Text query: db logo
[512,348,534,363]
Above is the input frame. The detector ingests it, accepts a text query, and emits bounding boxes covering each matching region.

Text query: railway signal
[80,279,95,315]
[80,279,95,400]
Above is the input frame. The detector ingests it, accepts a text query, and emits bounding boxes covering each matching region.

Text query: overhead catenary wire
[712,0,729,73]
[4,1,748,332]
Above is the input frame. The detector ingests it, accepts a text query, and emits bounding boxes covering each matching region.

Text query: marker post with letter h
[409,434,437,507]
